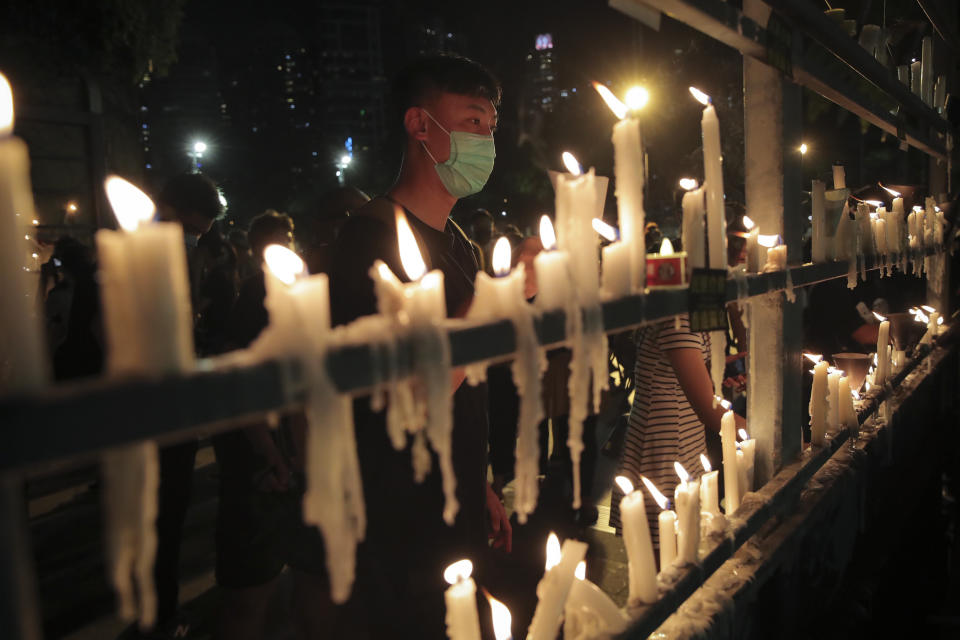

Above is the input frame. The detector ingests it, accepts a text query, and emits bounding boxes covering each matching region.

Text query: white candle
[370,209,456,523]
[699,454,721,515]
[466,238,545,524]
[564,561,630,637]
[811,180,827,263]
[832,164,846,190]
[921,36,934,105]
[809,358,829,446]
[553,155,609,509]
[875,317,890,385]
[443,560,482,640]
[910,60,922,96]
[639,476,676,570]
[615,477,658,605]
[98,177,196,628]
[720,407,741,513]
[691,87,726,270]
[838,376,859,435]
[0,73,47,393]
[827,369,842,434]
[761,239,786,272]
[528,533,589,640]
[744,225,761,272]
[256,246,365,604]
[533,215,571,311]
[673,462,700,564]
[486,591,513,640]
[594,82,646,292]
[737,429,756,496]
[681,184,706,278]
[593,218,631,299]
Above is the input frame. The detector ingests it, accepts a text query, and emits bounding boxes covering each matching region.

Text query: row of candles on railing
[443,418,757,640]
[806,303,946,448]
[811,169,948,291]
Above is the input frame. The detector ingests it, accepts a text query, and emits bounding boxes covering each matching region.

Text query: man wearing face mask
[329,55,508,637]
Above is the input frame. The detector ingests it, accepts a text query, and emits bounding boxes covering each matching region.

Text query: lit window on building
[535,34,553,50]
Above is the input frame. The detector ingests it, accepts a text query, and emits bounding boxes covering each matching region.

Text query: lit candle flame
[913,205,924,213]
[873,311,887,322]
[484,590,513,640]
[914,312,928,324]
[539,215,557,251]
[700,453,712,473]
[922,305,936,314]
[689,86,711,105]
[938,316,944,326]
[0,73,12,136]
[562,151,582,176]
[443,559,473,585]
[659,237,675,255]
[574,561,586,581]
[679,178,699,191]
[872,354,878,366]
[641,476,669,510]
[492,236,512,276]
[865,381,872,392]
[870,212,878,220]
[545,533,561,571]
[715,395,732,410]
[864,200,883,208]
[879,184,901,197]
[757,234,780,248]
[592,82,628,120]
[625,86,649,111]
[396,208,426,281]
[851,389,860,400]
[263,244,306,285]
[104,175,156,232]
[799,143,808,155]
[614,475,634,495]
[738,428,749,441]
[674,461,690,484]
[742,215,755,230]
[592,218,618,242]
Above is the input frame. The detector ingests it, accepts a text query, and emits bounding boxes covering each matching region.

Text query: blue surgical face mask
[420,109,496,198]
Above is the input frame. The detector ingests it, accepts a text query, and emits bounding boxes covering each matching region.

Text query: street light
[191,140,208,172]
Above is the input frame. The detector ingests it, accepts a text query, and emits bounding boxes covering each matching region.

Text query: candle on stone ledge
[807,355,829,446]
[443,560,481,640]
[639,475,676,570]
[615,476,658,604]
[839,375,859,437]
[594,81,648,292]
[564,560,630,637]
[485,590,513,640]
[98,176,196,628]
[737,429,756,497]
[673,462,700,564]
[0,72,48,393]
[718,397,741,513]
[528,533,588,640]
[699,454,721,515]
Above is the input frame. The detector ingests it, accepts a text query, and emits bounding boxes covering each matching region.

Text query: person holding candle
[328,55,510,637]
[610,312,745,548]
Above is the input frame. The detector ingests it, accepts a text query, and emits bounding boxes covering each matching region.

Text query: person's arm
[242,422,291,491]
[486,482,512,552]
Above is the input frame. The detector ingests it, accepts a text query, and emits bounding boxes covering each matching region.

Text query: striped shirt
[610,314,710,552]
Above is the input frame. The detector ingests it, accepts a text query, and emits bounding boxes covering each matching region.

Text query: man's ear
[404,106,428,141]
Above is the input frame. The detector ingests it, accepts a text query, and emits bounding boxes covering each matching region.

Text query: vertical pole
[743,0,803,485]
[0,476,43,640]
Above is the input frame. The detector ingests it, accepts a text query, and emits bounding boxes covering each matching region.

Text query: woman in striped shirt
[610,313,745,554]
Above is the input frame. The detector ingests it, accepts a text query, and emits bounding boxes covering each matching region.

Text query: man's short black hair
[158,173,224,221]
[248,210,294,260]
[390,54,501,132]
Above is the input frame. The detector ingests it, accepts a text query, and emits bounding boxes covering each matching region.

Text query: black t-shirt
[329,197,489,589]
